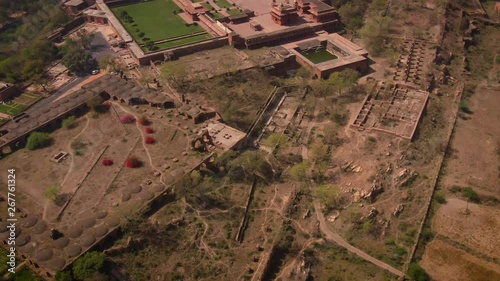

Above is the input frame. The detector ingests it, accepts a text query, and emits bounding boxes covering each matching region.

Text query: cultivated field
[421,240,500,281]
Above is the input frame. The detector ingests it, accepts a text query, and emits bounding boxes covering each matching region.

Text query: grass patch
[214,0,232,8]
[111,0,204,42]
[154,33,212,50]
[227,9,243,16]
[301,49,338,64]
[0,102,27,116]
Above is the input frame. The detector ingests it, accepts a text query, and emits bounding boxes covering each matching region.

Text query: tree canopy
[72,251,106,281]
[61,39,97,76]
[26,131,52,150]
[226,151,274,182]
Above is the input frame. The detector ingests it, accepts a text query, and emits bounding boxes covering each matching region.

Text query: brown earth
[432,198,500,259]
[421,239,500,281]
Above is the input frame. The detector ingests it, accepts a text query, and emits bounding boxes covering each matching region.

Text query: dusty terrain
[433,198,500,259]
[421,239,500,281]
[419,0,500,280]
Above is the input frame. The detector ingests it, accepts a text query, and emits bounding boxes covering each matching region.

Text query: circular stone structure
[66,227,83,238]
[32,221,47,234]
[53,237,70,249]
[77,217,96,229]
[36,248,53,262]
[121,192,131,202]
[20,242,35,254]
[80,235,96,247]
[0,222,8,233]
[66,245,81,258]
[46,258,66,271]
[141,191,155,201]
[21,216,38,228]
[95,211,108,219]
[105,217,120,228]
[153,183,165,192]
[128,185,142,194]
[17,234,30,246]
[94,225,108,237]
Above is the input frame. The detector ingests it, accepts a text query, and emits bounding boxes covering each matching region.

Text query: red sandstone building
[295,0,337,22]
[271,3,299,26]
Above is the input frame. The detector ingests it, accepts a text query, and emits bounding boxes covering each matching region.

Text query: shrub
[102,159,114,166]
[138,32,145,38]
[434,193,446,204]
[72,251,106,280]
[462,187,479,202]
[126,157,142,168]
[44,185,61,202]
[408,263,430,281]
[87,96,107,113]
[459,101,471,113]
[145,127,154,134]
[62,116,77,129]
[138,116,150,126]
[26,132,52,150]
[145,136,156,144]
[290,162,309,181]
[120,114,136,124]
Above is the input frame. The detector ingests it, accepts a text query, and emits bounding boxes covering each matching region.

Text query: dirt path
[42,116,90,220]
[300,104,404,277]
[314,201,405,277]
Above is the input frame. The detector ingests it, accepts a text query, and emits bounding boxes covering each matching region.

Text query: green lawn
[111,0,204,42]
[0,102,27,116]
[302,49,338,64]
[214,0,232,8]
[227,8,242,16]
[209,11,226,20]
[155,33,213,49]
[202,2,215,11]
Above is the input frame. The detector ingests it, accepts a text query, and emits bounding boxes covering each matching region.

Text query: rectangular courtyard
[111,0,211,50]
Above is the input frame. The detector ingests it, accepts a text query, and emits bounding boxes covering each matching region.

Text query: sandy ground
[421,239,500,281]
[442,84,500,196]
[432,198,500,259]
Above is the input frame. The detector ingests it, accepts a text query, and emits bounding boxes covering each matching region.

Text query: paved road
[314,201,405,277]
[32,32,117,110]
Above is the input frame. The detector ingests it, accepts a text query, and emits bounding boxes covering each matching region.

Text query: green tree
[327,68,360,95]
[360,15,392,55]
[26,131,52,150]
[462,187,479,203]
[290,162,309,181]
[76,29,95,50]
[55,270,74,281]
[227,151,273,182]
[44,185,61,202]
[98,54,119,71]
[264,133,288,149]
[61,39,97,76]
[315,184,339,209]
[62,116,77,129]
[338,2,364,31]
[310,141,329,163]
[408,263,430,281]
[72,251,106,281]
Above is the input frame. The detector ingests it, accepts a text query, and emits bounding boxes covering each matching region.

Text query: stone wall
[137,37,229,65]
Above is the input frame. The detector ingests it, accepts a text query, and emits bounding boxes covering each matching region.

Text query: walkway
[314,201,405,277]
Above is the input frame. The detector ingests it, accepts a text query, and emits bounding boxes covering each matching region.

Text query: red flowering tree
[145,127,154,134]
[138,116,150,126]
[120,114,136,124]
[145,136,156,144]
[102,159,114,166]
[126,157,142,168]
